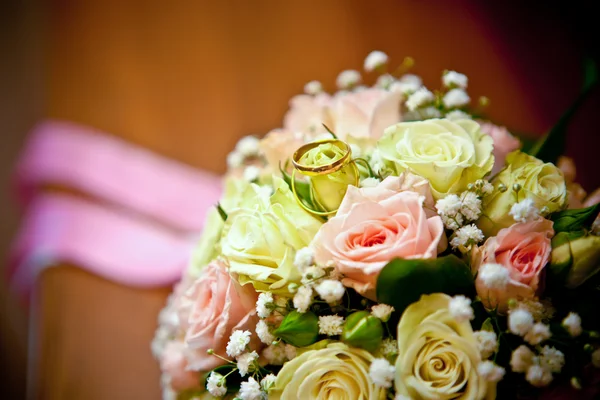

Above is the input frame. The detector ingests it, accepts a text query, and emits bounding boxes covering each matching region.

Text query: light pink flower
[311,175,445,300]
[160,340,202,392]
[474,219,554,313]
[330,89,402,140]
[479,122,521,176]
[259,129,304,171]
[178,260,259,371]
[283,89,402,141]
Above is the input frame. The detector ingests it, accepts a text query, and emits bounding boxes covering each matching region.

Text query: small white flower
[243,165,261,182]
[442,214,463,231]
[445,109,472,120]
[293,247,314,271]
[420,106,442,119]
[293,285,313,313]
[510,345,536,373]
[262,343,287,365]
[371,304,395,322]
[256,292,274,319]
[238,376,263,400]
[315,279,345,304]
[390,74,423,94]
[369,358,395,388]
[226,151,244,169]
[395,395,412,400]
[450,224,484,250]
[539,345,565,373]
[207,371,227,397]
[524,323,551,345]
[302,266,326,285]
[260,374,277,391]
[509,198,540,223]
[474,330,498,359]
[443,71,468,89]
[448,295,474,322]
[376,73,395,88]
[304,80,323,95]
[443,88,470,108]
[380,338,398,358]
[226,330,251,357]
[509,309,534,336]
[235,136,260,157]
[360,177,381,188]
[526,364,553,388]
[475,179,494,196]
[460,191,482,221]
[435,194,462,217]
[477,361,505,382]
[406,87,434,111]
[479,263,510,290]
[364,50,389,72]
[515,299,555,322]
[318,315,344,336]
[237,351,258,377]
[591,348,600,368]
[353,84,368,92]
[336,69,361,89]
[562,312,583,337]
[255,320,275,345]
[369,149,389,176]
[349,143,362,158]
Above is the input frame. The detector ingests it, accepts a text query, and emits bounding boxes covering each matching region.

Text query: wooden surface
[3,1,599,399]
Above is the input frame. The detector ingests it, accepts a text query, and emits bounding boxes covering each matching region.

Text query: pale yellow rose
[269,342,386,400]
[479,151,567,236]
[377,119,494,199]
[395,293,496,400]
[221,176,322,294]
[187,177,254,276]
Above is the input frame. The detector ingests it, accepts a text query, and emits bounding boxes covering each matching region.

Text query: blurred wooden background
[2,1,599,399]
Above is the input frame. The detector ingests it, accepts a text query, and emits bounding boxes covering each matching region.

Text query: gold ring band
[291,139,353,176]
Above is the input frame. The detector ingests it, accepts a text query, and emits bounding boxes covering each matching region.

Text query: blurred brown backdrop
[2,1,599,399]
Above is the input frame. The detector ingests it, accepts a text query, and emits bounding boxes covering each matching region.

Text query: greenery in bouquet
[153,51,600,400]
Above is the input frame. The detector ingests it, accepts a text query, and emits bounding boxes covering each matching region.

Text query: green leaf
[216,203,228,222]
[376,255,474,315]
[530,57,599,164]
[550,203,600,233]
[481,317,495,332]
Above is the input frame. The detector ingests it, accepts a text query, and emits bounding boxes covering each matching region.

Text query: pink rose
[479,122,521,175]
[259,129,304,171]
[283,89,402,141]
[330,89,402,140]
[178,260,259,371]
[474,219,554,313]
[283,93,334,136]
[312,175,446,299]
[160,340,201,392]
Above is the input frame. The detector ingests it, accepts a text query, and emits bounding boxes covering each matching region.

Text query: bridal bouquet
[153,51,600,399]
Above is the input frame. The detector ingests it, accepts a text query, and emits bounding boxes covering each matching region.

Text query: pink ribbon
[14,121,222,232]
[9,121,223,298]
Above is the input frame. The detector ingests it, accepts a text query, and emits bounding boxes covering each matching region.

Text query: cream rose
[479,151,567,236]
[395,293,496,400]
[178,260,259,371]
[312,174,446,300]
[269,342,386,400]
[283,89,402,141]
[377,118,494,199]
[221,176,322,293]
[474,219,554,312]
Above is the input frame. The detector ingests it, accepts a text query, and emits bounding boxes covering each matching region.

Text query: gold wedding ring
[290,139,359,217]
